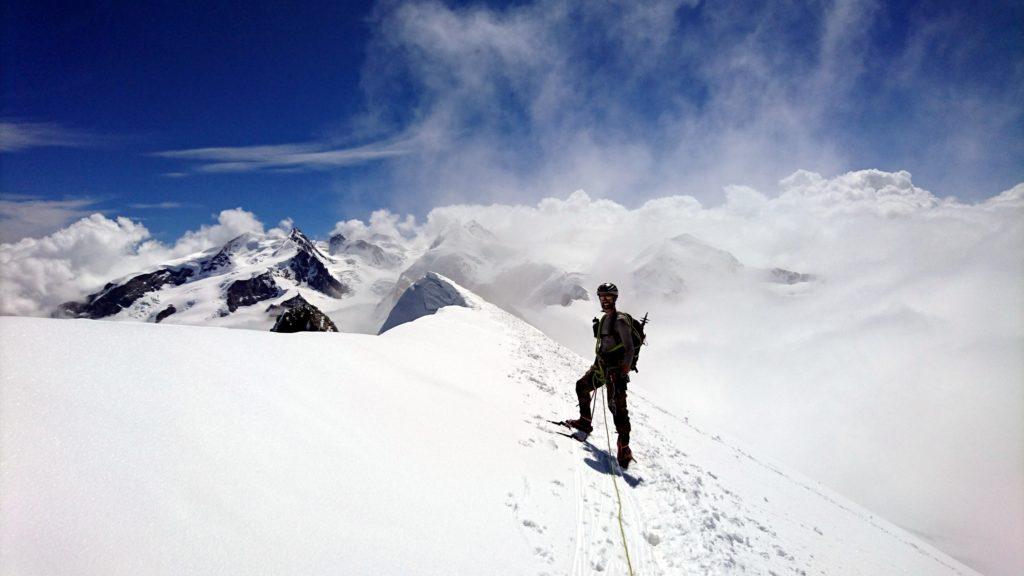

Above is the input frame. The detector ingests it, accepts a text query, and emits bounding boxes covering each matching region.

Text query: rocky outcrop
[288,228,328,259]
[265,293,311,316]
[283,228,350,298]
[201,232,261,274]
[271,302,339,333]
[379,273,468,334]
[769,268,814,284]
[328,233,346,256]
[201,246,233,274]
[56,267,194,319]
[225,272,280,312]
[286,249,349,297]
[154,305,177,323]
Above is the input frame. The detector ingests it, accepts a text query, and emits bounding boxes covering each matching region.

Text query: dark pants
[575,361,631,444]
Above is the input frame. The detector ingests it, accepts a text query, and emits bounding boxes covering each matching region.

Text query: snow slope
[0,281,981,576]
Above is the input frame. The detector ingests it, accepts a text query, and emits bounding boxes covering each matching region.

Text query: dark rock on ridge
[284,228,350,298]
[265,293,311,316]
[56,267,194,319]
[225,272,281,312]
[769,268,814,284]
[271,302,339,333]
[155,305,177,323]
[201,232,261,274]
[328,233,346,255]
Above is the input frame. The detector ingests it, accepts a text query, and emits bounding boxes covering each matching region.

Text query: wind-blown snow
[0,282,982,576]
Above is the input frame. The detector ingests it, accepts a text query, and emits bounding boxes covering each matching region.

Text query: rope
[592,364,635,576]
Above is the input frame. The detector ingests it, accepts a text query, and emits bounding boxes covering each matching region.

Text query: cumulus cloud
[330,208,419,241]
[168,208,264,255]
[0,208,265,317]
[333,169,1023,576]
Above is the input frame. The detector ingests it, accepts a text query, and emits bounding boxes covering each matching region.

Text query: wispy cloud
[0,120,108,152]
[0,196,104,243]
[345,0,1022,213]
[127,201,190,209]
[153,138,414,174]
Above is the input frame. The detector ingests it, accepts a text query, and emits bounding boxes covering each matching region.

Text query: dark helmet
[596,282,619,297]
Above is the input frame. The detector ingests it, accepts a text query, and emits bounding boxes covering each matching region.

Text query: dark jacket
[596,311,635,371]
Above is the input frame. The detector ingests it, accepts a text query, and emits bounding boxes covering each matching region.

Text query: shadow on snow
[581,440,643,488]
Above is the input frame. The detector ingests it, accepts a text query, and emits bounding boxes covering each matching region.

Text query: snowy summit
[0,277,981,575]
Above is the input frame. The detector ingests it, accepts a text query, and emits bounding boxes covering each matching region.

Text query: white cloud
[330,208,419,241]
[127,202,187,209]
[335,169,1022,576]
[350,0,872,208]
[0,120,106,152]
[0,196,104,243]
[168,208,264,255]
[0,208,265,317]
[153,139,413,174]
[341,0,1024,223]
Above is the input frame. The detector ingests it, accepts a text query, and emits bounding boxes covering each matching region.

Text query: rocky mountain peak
[328,233,346,255]
[288,228,324,257]
[270,300,339,333]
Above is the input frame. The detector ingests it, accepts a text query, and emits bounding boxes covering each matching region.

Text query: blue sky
[2,0,1022,243]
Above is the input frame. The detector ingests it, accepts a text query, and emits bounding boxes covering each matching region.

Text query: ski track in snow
[495,307,974,576]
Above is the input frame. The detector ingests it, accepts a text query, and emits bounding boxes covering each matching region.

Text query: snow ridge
[1,283,982,575]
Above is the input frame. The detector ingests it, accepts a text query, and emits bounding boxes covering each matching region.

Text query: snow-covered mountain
[52,221,799,337]
[0,276,980,576]
[54,227,410,334]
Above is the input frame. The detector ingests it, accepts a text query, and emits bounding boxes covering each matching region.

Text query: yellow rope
[594,365,635,576]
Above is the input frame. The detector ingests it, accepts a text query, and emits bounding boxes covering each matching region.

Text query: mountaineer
[562,282,638,469]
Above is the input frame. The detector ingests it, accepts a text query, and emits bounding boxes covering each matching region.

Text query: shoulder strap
[605,312,627,350]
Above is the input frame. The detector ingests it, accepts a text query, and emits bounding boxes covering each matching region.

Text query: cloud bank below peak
[0,208,267,317]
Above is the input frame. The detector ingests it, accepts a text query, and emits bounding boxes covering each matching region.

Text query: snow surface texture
[1,280,981,576]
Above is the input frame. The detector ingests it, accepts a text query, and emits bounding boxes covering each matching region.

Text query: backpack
[593,311,649,372]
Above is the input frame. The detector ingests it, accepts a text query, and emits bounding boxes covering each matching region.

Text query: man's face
[599,293,616,311]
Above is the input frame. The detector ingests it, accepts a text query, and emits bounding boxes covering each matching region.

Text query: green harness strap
[595,313,626,355]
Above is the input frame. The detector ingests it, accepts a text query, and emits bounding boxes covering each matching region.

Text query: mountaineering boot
[564,417,593,434]
[617,434,633,469]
